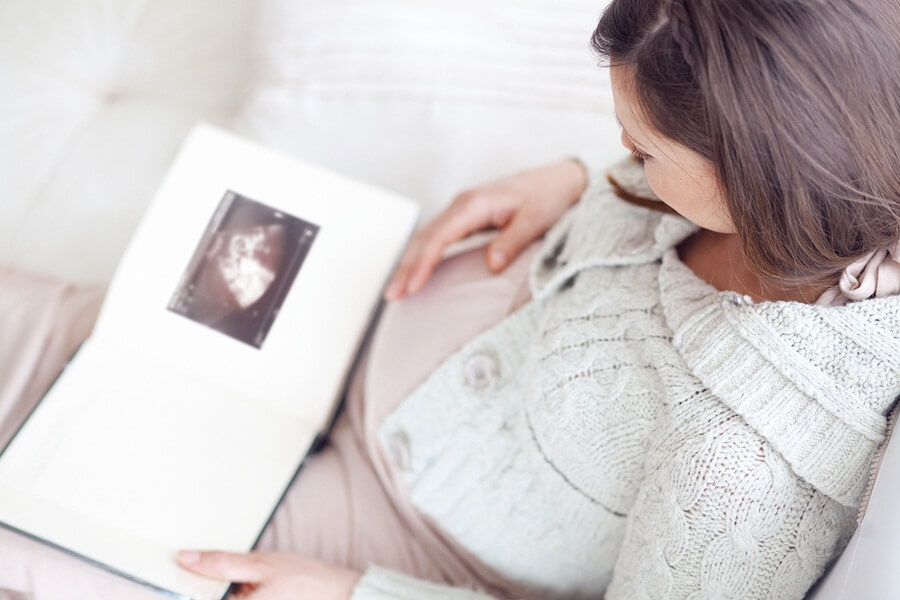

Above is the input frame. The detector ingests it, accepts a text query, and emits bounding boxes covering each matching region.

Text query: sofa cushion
[0,0,255,283]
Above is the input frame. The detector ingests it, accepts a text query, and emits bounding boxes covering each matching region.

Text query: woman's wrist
[562,157,590,205]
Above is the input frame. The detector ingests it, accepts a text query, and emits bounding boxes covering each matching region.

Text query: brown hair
[592,0,900,288]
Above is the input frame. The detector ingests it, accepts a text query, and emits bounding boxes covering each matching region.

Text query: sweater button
[385,430,411,472]
[464,354,499,391]
[619,234,653,255]
[721,291,753,306]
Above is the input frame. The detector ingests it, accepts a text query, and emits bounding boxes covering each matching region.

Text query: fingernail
[489,250,506,269]
[178,550,201,565]
[385,281,403,300]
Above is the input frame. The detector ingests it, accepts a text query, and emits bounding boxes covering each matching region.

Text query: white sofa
[0,0,624,284]
[0,1,887,598]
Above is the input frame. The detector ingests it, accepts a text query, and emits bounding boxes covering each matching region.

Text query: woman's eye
[630,147,651,162]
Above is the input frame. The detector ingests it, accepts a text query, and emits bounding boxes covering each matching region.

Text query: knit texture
[352,158,900,600]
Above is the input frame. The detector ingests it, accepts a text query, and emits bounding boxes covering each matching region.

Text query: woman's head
[593,0,900,287]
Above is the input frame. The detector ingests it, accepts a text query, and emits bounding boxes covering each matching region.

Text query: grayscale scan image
[168,191,319,348]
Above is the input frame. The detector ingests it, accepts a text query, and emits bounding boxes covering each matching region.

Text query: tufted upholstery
[0,0,255,283]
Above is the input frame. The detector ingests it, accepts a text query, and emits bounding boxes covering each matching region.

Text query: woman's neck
[677,230,831,304]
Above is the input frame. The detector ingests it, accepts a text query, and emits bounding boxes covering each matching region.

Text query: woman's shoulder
[660,248,900,506]
[661,248,900,418]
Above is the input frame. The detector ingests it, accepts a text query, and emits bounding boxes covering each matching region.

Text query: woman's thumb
[177,550,268,583]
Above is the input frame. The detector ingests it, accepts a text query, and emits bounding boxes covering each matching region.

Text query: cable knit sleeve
[603,390,859,600]
[351,566,496,600]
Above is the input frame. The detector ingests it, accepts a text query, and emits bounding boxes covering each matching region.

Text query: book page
[0,340,318,600]
[90,124,418,428]
[0,486,227,600]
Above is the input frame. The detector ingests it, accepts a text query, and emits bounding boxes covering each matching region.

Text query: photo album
[0,124,419,599]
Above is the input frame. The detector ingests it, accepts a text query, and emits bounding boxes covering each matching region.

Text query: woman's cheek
[640,157,737,233]
[643,162,675,206]
[645,165,708,226]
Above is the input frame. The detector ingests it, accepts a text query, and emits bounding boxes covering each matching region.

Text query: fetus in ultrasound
[200,224,285,311]
[168,191,318,348]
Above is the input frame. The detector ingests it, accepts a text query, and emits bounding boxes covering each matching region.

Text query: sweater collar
[658,250,900,507]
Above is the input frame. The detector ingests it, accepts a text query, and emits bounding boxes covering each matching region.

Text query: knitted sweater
[351,159,900,600]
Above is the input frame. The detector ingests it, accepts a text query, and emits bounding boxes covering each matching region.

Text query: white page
[90,124,419,427]
[0,340,318,600]
[0,484,225,600]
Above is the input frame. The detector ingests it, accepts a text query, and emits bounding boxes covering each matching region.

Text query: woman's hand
[177,550,361,600]
[385,159,588,300]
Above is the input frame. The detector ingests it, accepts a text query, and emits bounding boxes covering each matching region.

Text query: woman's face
[609,65,736,234]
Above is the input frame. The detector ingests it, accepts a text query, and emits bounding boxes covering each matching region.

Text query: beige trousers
[0,244,537,600]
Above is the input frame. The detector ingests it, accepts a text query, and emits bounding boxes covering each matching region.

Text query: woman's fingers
[177,550,271,583]
[386,192,499,300]
[384,159,586,300]
[400,229,459,296]
[384,236,424,300]
[485,208,547,273]
[386,229,443,300]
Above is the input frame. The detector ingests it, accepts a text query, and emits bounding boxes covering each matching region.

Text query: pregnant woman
[1,0,898,598]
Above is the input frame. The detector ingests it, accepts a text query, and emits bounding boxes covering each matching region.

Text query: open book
[0,124,419,599]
